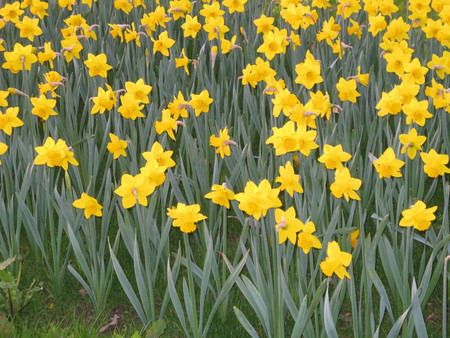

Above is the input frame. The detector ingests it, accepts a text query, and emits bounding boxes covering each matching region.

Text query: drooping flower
[209,127,237,159]
[189,90,213,116]
[117,93,145,120]
[205,183,235,209]
[155,109,178,140]
[107,133,127,159]
[420,149,450,177]
[151,31,175,56]
[0,143,8,165]
[399,200,437,231]
[373,147,405,178]
[0,107,24,135]
[34,137,79,170]
[30,95,57,120]
[91,84,117,115]
[295,51,323,89]
[336,78,360,103]
[125,78,152,104]
[320,241,352,279]
[175,49,190,75]
[114,173,154,209]
[275,161,303,197]
[142,142,176,168]
[330,168,361,202]
[234,179,282,220]
[167,203,207,233]
[399,128,426,160]
[274,207,304,245]
[317,144,352,170]
[84,53,112,78]
[73,193,103,219]
[297,221,322,254]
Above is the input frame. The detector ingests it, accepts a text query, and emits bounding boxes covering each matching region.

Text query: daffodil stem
[183,233,199,337]
[220,207,227,321]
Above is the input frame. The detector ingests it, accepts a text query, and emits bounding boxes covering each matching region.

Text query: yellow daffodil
[15,16,42,42]
[117,93,145,120]
[125,78,152,104]
[107,133,127,159]
[84,53,112,78]
[295,51,323,89]
[34,137,78,170]
[189,90,213,116]
[330,168,361,202]
[402,98,432,126]
[318,144,352,170]
[399,200,437,231]
[30,95,57,120]
[234,179,281,220]
[399,128,427,160]
[210,127,236,158]
[274,207,304,245]
[167,203,207,233]
[297,221,322,254]
[420,149,450,177]
[336,78,360,103]
[275,161,303,197]
[142,142,176,168]
[0,142,8,165]
[0,107,24,135]
[320,241,352,279]
[114,173,154,209]
[73,193,103,218]
[205,183,235,209]
[151,31,175,56]
[373,147,405,178]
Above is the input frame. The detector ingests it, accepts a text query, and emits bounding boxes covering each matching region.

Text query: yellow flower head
[107,133,127,159]
[210,127,237,158]
[320,241,352,279]
[399,128,426,160]
[189,89,213,116]
[73,193,103,218]
[234,179,281,220]
[330,168,361,202]
[297,221,322,254]
[399,200,437,231]
[318,144,352,170]
[30,95,57,120]
[336,78,360,103]
[0,142,8,165]
[373,147,405,178]
[34,137,79,170]
[167,203,207,233]
[205,183,235,209]
[295,50,323,89]
[275,161,303,197]
[151,31,175,56]
[420,149,450,178]
[274,207,304,245]
[0,107,24,135]
[114,173,154,209]
[84,53,112,78]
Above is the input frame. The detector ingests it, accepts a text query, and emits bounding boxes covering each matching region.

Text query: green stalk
[220,206,228,321]
[443,256,449,337]
[183,233,199,337]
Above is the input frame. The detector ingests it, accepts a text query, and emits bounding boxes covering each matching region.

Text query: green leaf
[233,306,259,338]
